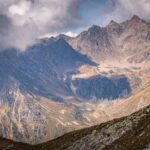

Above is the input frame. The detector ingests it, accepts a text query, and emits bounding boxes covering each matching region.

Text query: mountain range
[0,15,149,145]
[67,15,150,64]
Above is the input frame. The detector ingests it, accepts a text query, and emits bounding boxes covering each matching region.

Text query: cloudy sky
[0,0,150,50]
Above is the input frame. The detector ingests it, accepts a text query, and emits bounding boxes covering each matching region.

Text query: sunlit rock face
[0,78,48,144]
[68,15,150,64]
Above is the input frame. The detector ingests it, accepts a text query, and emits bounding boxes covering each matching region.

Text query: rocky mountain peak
[108,20,119,27]
[56,34,72,41]
[86,25,108,39]
[107,20,123,35]
[120,17,150,38]
[124,15,146,28]
[87,25,102,33]
[131,15,143,22]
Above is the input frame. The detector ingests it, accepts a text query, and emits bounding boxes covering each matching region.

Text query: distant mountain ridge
[65,15,150,64]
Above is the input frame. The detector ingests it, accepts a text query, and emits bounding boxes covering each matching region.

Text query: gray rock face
[68,15,150,63]
[68,25,112,59]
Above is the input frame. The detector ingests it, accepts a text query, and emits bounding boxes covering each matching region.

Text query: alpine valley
[0,15,149,147]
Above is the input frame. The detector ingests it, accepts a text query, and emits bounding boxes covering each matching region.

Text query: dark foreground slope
[0,138,32,150]
[0,105,150,150]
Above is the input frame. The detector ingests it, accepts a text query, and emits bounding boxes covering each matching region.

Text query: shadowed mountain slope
[0,38,97,102]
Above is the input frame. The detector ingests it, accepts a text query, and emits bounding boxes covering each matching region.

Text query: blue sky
[65,0,150,34]
[71,0,108,33]
[79,0,106,24]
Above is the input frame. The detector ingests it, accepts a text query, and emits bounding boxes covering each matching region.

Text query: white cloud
[38,33,58,39]
[0,0,84,50]
[38,31,78,39]
[8,1,31,16]
[118,0,150,21]
[64,31,78,37]
[102,0,150,25]
[0,0,150,50]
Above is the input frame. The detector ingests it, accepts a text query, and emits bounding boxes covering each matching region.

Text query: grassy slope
[0,85,149,150]
[0,105,149,150]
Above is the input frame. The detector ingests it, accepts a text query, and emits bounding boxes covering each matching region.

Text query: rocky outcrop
[62,105,150,150]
